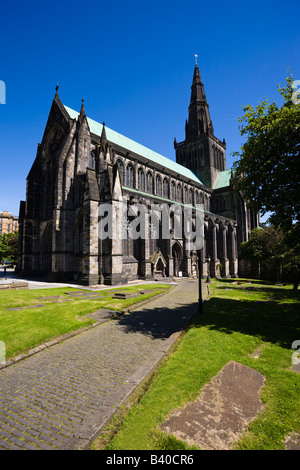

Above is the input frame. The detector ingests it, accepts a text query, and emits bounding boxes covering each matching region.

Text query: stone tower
[174,63,226,188]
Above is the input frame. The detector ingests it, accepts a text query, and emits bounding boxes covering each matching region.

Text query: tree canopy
[0,232,19,264]
[232,74,300,230]
[240,225,300,289]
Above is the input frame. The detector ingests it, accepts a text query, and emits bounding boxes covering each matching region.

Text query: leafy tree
[240,226,300,289]
[0,237,7,263]
[7,231,19,264]
[240,227,284,281]
[232,73,300,230]
[0,232,19,264]
[280,224,300,290]
[233,73,300,289]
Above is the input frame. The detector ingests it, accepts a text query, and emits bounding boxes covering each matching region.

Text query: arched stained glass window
[177,183,182,202]
[126,164,134,188]
[163,178,169,198]
[156,175,161,196]
[138,168,144,191]
[89,151,96,169]
[189,189,193,205]
[171,181,176,201]
[117,160,124,183]
[146,172,153,193]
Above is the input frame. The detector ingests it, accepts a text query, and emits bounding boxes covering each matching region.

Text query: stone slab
[36,296,62,300]
[65,291,94,296]
[285,433,300,450]
[160,361,265,450]
[27,304,45,309]
[5,307,25,311]
[6,304,45,311]
[85,309,117,323]
[113,292,139,299]
[290,362,300,374]
[75,295,105,300]
[0,281,28,290]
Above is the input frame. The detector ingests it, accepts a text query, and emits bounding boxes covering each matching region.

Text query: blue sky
[0,0,299,218]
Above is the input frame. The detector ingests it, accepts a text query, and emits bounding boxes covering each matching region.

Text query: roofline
[63,104,207,189]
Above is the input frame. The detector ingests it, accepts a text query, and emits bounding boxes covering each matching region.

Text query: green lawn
[0,283,171,361]
[91,279,300,451]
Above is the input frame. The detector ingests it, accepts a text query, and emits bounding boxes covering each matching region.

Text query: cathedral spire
[175,61,226,188]
[100,122,107,144]
[190,63,206,103]
[78,98,86,125]
[80,98,85,116]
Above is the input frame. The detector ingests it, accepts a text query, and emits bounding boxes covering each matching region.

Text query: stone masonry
[17,65,259,286]
[0,280,199,450]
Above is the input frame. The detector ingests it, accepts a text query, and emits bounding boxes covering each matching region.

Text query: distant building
[0,211,19,235]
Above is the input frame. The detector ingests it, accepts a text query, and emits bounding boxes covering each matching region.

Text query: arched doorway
[172,242,183,277]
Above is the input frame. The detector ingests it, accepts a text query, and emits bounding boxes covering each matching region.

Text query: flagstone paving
[160,361,265,450]
[0,279,200,450]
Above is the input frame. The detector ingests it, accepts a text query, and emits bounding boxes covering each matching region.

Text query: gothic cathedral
[18,64,259,285]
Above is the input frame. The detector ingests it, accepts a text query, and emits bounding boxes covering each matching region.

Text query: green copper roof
[213,169,233,189]
[63,104,205,186]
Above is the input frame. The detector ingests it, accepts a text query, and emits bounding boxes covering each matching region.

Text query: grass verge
[0,283,171,361]
[90,279,300,451]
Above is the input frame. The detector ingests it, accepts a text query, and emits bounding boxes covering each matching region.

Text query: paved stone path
[0,279,200,450]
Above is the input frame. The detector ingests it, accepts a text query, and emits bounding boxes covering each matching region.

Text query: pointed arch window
[171,181,176,201]
[220,151,224,171]
[177,183,182,202]
[163,178,169,199]
[184,186,188,204]
[117,160,124,184]
[146,172,153,193]
[89,150,96,169]
[198,146,204,167]
[213,147,217,169]
[156,175,161,196]
[126,164,134,188]
[138,168,144,191]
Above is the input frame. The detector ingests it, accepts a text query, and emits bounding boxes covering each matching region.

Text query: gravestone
[160,361,265,450]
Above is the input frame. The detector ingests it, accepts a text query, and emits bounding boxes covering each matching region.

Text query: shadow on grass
[193,296,300,350]
[115,285,300,350]
[217,278,282,286]
[215,284,300,302]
